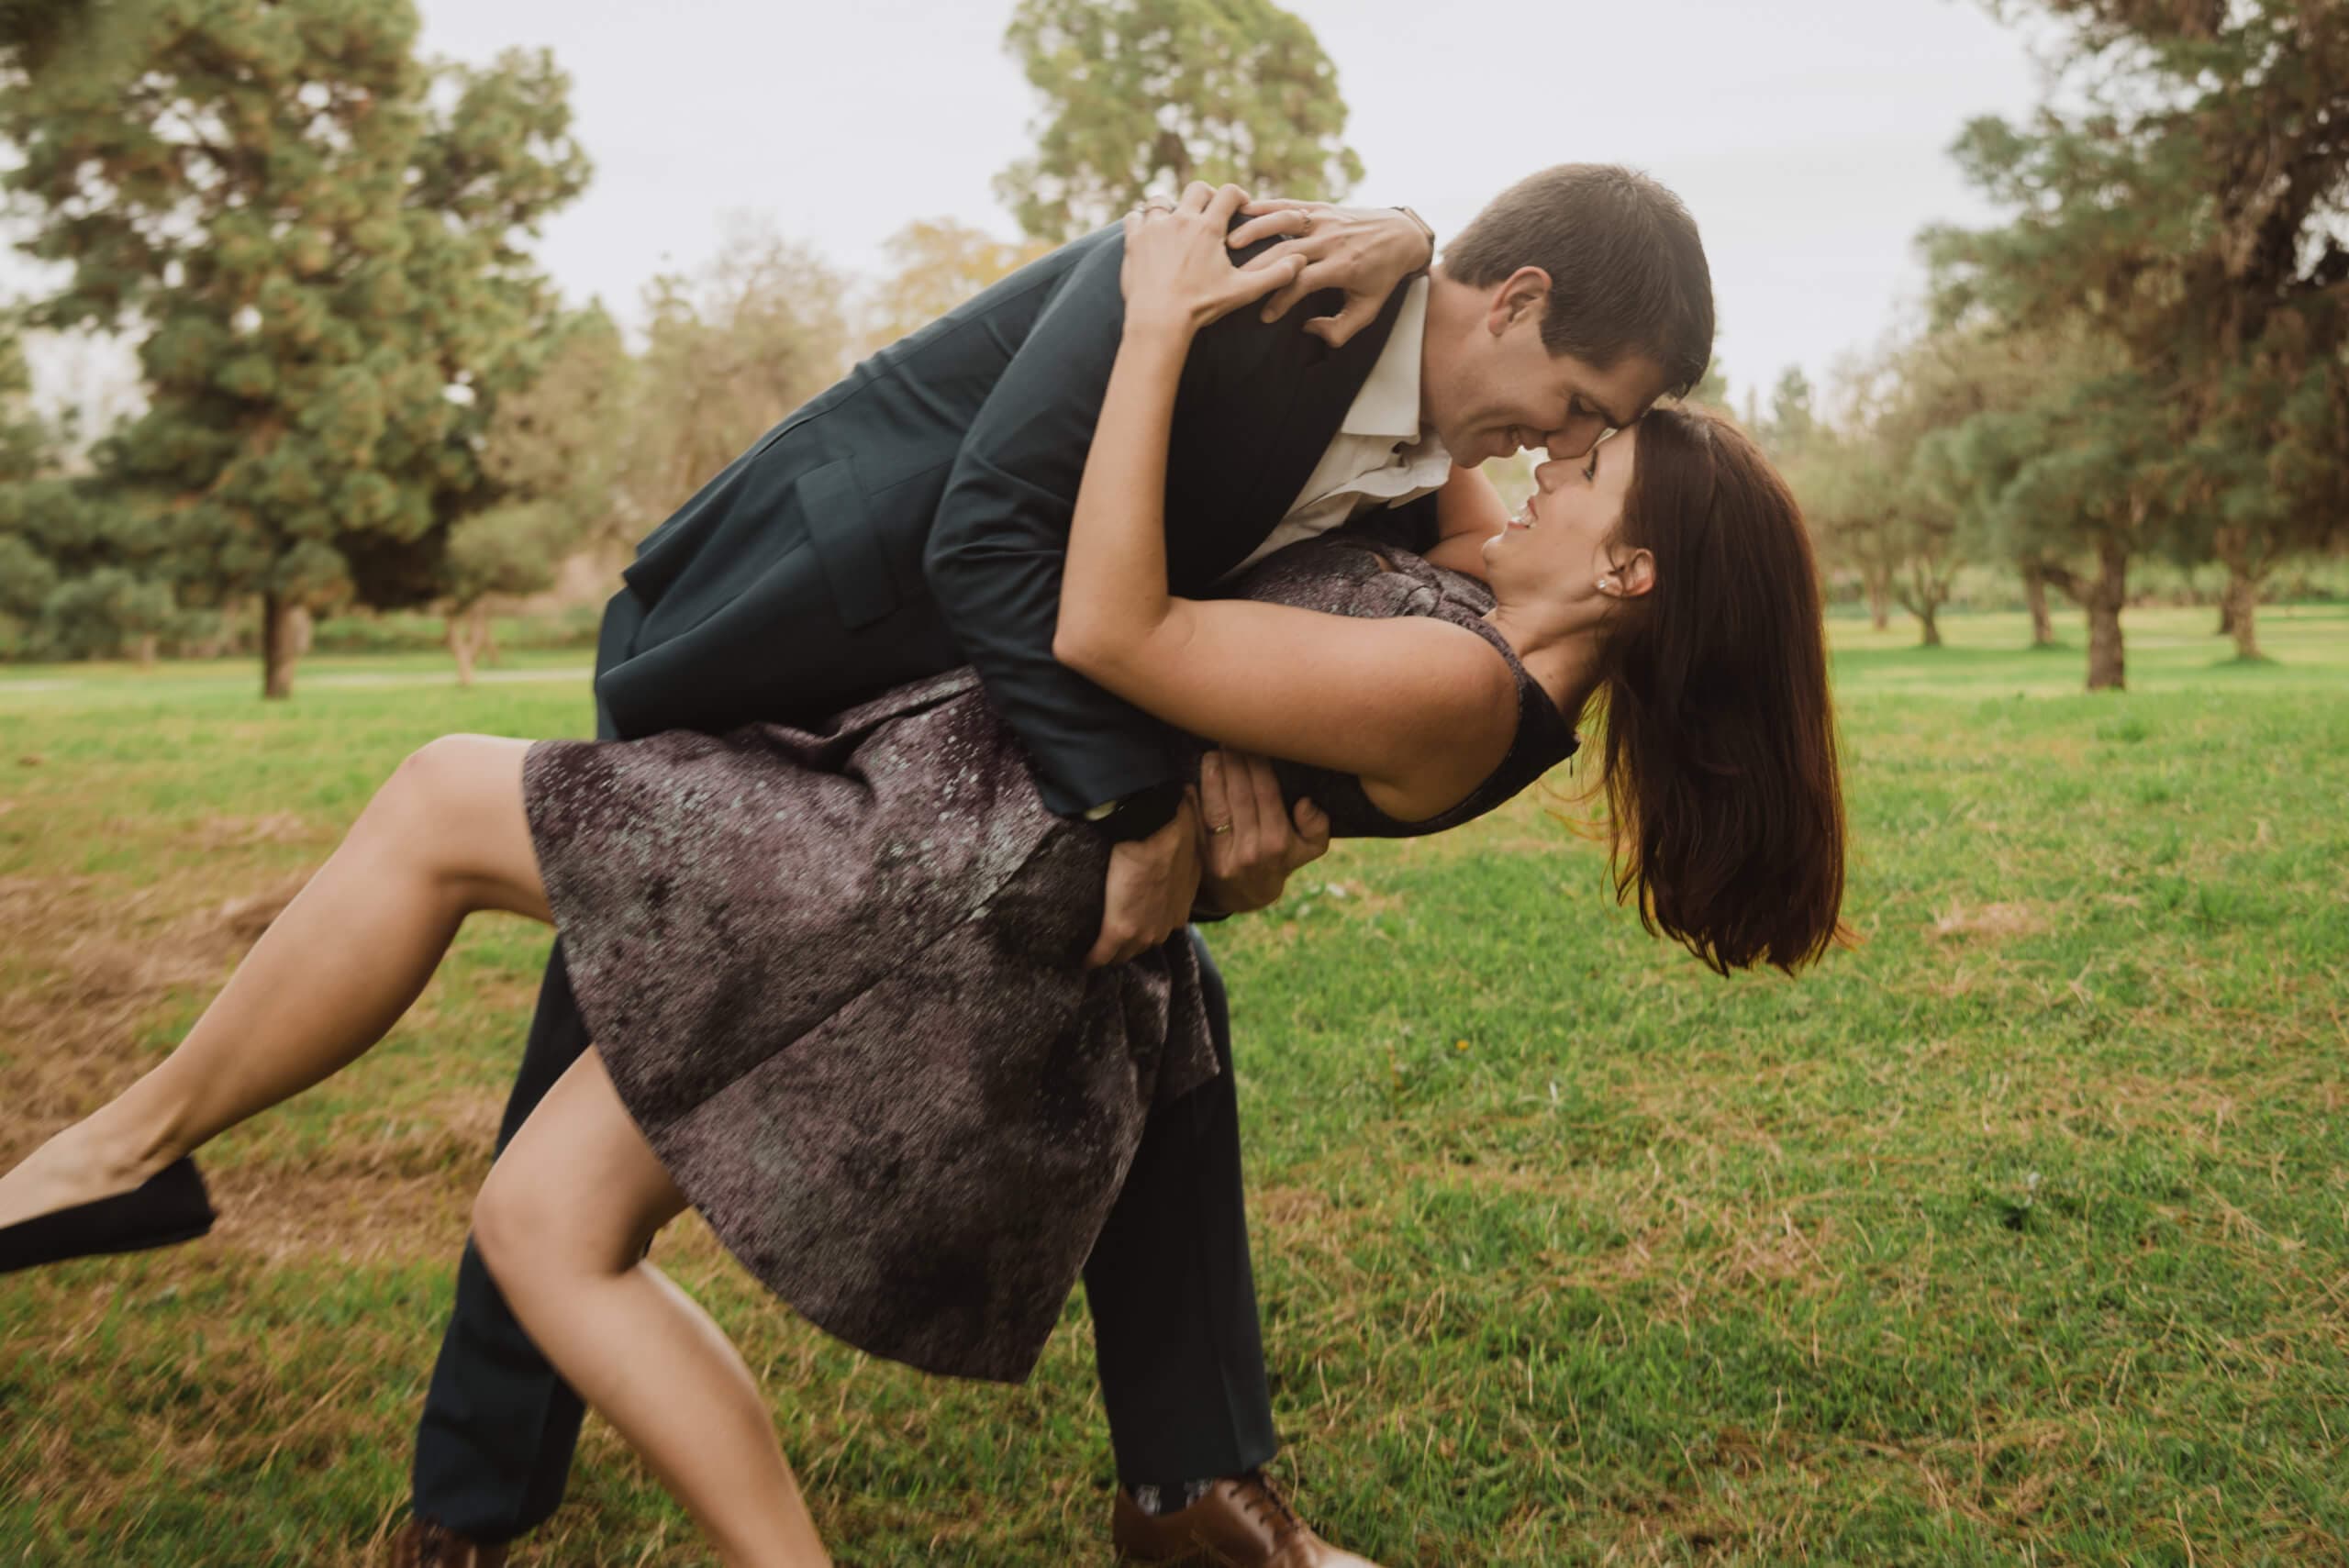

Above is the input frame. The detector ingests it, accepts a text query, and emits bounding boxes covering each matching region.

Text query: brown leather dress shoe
[385,1518,509,1568]
[1111,1472,1382,1567]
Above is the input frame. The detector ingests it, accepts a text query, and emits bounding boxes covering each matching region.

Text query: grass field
[3,603,2345,1566]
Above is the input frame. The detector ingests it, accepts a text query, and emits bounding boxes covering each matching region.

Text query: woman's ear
[1486,266,1553,337]
[1609,548,1658,599]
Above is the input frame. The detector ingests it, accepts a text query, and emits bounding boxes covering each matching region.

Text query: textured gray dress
[521,538,1579,1383]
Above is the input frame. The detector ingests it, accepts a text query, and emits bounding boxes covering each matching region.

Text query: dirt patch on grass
[210,1154,481,1268]
[1256,1183,1340,1230]
[1535,1204,1843,1308]
[186,811,322,851]
[1,828,552,1275]
[206,875,307,945]
[1929,900,2048,941]
[0,869,99,928]
[0,869,317,1136]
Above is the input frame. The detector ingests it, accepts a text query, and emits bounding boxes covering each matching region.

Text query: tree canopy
[996,0,1363,242]
[1,0,589,695]
[1925,0,2349,669]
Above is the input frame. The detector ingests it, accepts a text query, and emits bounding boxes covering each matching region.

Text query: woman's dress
[520,537,1578,1382]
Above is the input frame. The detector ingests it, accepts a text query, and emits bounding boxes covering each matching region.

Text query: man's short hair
[1444,164,1715,398]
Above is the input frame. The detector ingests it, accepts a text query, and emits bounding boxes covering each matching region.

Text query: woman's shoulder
[1225,533,1458,620]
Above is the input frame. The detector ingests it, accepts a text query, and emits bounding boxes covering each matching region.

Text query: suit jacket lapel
[1163,277,1418,588]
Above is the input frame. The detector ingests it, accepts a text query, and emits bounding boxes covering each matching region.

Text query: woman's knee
[470,1157,539,1286]
[473,1130,678,1286]
[375,734,496,838]
[369,734,543,914]
[473,1151,604,1293]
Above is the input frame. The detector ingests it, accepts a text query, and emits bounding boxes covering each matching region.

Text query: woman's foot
[0,1133,213,1274]
[0,1122,175,1231]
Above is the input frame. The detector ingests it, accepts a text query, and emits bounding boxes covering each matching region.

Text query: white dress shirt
[1223,276,1453,578]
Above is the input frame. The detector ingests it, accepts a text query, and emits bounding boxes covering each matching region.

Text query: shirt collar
[1336,275,1430,442]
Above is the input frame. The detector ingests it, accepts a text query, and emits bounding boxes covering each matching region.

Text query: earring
[1598,576,1613,593]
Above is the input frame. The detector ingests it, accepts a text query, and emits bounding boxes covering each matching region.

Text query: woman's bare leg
[474,1049,830,1568]
[0,734,551,1229]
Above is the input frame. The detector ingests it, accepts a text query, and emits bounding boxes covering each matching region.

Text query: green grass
[3,604,2346,1565]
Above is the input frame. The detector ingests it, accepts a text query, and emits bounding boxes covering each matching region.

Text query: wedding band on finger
[1208,821,1235,836]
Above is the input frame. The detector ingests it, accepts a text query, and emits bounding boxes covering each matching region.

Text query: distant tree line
[0,0,1361,693]
[1760,0,2348,689]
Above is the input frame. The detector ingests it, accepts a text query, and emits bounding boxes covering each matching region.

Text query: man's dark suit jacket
[591,223,1431,817]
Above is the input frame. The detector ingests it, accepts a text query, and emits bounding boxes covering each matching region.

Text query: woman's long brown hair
[1595,406,1848,974]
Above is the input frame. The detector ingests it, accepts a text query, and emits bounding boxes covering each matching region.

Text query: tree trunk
[472,600,499,668]
[1865,566,1890,631]
[133,634,157,669]
[1918,603,1943,647]
[2085,538,2128,692]
[2221,564,2263,661]
[261,593,300,699]
[446,609,477,687]
[2021,562,2054,647]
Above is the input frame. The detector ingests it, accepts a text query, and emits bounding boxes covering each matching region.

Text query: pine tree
[0,315,63,650]
[1,0,588,696]
[1929,0,2349,666]
[1992,369,2189,689]
[0,310,180,662]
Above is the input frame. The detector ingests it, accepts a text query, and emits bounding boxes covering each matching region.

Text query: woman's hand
[1225,199,1435,347]
[1119,182,1302,340]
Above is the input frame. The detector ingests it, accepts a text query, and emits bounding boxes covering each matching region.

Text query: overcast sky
[14,0,2054,418]
[411,0,2052,410]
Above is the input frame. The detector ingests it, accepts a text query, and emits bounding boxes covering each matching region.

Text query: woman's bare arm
[1052,190,1517,818]
[1436,462,1513,539]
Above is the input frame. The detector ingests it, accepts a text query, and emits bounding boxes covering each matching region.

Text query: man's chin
[1433,426,1494,464]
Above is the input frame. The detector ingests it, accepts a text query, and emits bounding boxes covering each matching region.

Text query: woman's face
[1479,420,1643,608]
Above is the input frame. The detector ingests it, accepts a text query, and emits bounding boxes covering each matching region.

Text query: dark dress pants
[408,929,1277,1540]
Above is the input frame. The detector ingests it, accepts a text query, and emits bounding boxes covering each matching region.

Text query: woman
[0,186,1845,1566]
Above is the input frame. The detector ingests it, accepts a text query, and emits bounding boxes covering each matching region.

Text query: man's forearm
[922,234,1190,820]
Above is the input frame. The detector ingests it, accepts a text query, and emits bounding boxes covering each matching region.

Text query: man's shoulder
[860,226,1122,384]
[949,227,1122,329]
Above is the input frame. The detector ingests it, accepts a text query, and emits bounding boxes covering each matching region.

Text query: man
[392,162,1712,1568]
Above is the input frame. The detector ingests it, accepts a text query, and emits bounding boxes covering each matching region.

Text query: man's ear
[1486,266,1553,337]
[1610,548,1658,599]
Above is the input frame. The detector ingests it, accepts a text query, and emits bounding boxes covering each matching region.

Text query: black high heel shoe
[0,1156,214,1275]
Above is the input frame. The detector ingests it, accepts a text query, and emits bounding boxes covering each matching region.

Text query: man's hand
[1087,793,1205,968]
[1192,749,1332,917]
[1226,200,1435,348]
